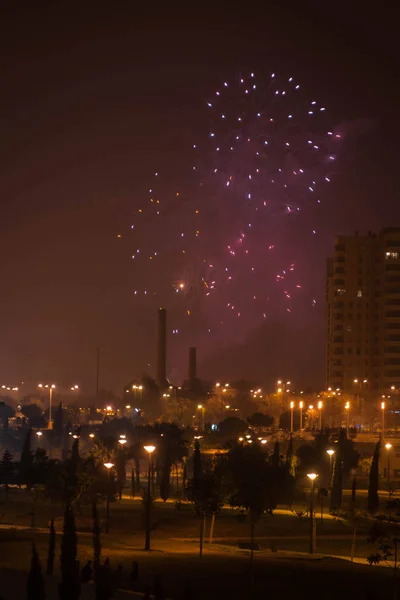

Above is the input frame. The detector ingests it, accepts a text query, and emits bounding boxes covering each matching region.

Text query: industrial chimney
[188,347,197,384]
[156,308,167,390]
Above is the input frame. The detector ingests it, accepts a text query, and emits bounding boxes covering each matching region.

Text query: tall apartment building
[326,228,400,394]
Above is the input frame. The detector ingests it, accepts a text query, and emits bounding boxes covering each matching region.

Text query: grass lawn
[0,490,394,599]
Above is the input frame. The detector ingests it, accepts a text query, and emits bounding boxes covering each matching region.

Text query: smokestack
[188,347,197,384]
[156,308,167,390]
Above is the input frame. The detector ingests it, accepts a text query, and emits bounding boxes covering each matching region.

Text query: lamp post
[143,445,156,551]
[385,443,392,489]
[38,384,56,429]
[345,401,350,436]
[307,473,318,554]
[318,401,323,430]
[299,401,304,433]
[381,401,386,439]
[326,449,335,476]
[103,461,114,534]
[290,401,294,433]
[197,404,205,431]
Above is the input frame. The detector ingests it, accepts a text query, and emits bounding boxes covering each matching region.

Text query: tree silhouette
[59,503,80,600]
[92,500,101,570]
[19,428,34,489]
[27,542,45,600]
[368,440,380,514]
[46,518,56,575]
[247,412,274,428]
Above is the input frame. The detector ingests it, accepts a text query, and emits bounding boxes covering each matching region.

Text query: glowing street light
[299,401,304,432]
[318,401,323,430]
[38,384,56,429]
[385,442,392,489]
[290,401,294,433]
[345,401,350,436]
[89,433,95,439]
[197,404,205,430]
[326,449,335,473]
[381,401,386,438]
[307,473,318,554]
[143,445,156,550]
[118,438,127,446]
[103,461,114,534]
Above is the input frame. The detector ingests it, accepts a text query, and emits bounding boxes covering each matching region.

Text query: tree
[59,503,80,600]
[160,460,171,502]
[27,542,45,600]
[19,428,34,489]
[0,449,14,500]
[92,500,101,571]
[218,417,248,439]
[367,517,400,596]
[115,447,126,500]
[20,404,45,429]
[329,452,343,512]
[47,518,56,575]
[271,441,280,468]
[186,443,224,557]
[192,440,202,482]
[246,412,274,428]
[53,402,64,441]
[131,468,135,498]
[368,440,380,514]
[286,434,295,476]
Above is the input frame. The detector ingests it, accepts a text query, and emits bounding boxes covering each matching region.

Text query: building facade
[326,228,400,394]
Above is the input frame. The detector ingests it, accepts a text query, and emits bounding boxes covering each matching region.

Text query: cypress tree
[27,542,45,600]
[329,453,343,512]
[116,448,126,500]
[59,503,80,600]
[53,402,64,441]
[131,468,136,498]
[46,518,56,575]
[367,440,380,513]
[160,461,171,502]
[19,428,34,488]
[351,475,356,507]
[272,441,280,467]
[286,434,295,476]
[193,440,202,482]
[92,501,101,571]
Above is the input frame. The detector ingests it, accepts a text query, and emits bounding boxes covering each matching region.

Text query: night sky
[0,4,399,395]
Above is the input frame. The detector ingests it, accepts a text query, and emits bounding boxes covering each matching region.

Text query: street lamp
[38,384,56,429]
[318,401,323,430]
[118,438,127,446]
[385,443,392,489]
[197,404,205,431]
[299,401,304,433]
[143,445,156,551]
[290,401,294,433]
[345,402,350,436]
[103,461,114,534]
[307,473,318,554]
[326,449,335,474]
[381,401,386,438]
[89,433,95,439]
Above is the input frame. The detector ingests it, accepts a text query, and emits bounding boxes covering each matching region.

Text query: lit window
[357,290,363,297]
[386,252,399,260]
[336,289,346,296]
